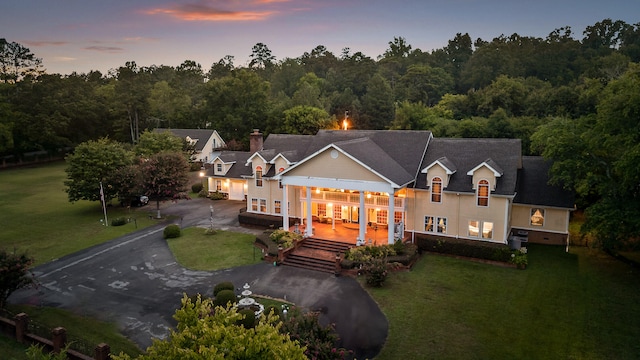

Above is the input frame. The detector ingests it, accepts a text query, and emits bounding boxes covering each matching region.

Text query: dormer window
[255,166,263,187]
[216,163,222,173]
[477,180,489,207]
[431,177,442,203]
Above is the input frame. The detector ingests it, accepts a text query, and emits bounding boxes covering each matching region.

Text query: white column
[359,192,366,242]
[388,191,395,244]
[306,187,313,237]
[282,184,289,231]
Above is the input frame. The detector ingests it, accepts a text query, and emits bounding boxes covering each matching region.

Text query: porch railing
[305,190,404,208]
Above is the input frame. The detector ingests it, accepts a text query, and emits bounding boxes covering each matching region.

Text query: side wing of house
[210,151,251,200]
[511,156,574,245]
[406,138,522,244]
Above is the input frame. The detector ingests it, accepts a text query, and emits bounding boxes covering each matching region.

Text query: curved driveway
[9,199,387,359]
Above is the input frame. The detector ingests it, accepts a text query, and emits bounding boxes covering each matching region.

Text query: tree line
[1,18,639,250]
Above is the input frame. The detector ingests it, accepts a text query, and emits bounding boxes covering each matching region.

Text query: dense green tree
[360,74,394,129]
[249,42,276,71]
[64,138,134,203]
[0,38,43,83]
[138,151,189,218]
[202,69,271,146]
[282,105,336,135]
[114,62,152,143]
[113,295,306,360]
[135,130,184,157]
[531,63,640,250]
[395,64,454,105]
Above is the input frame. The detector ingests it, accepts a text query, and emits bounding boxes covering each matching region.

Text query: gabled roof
[154,128,224,152]
[212,151,252,179]
[514,156,574,209]
[421,156,457,175]
[415,138,521,195]
[466,158,504,177]
[270,130,432,187]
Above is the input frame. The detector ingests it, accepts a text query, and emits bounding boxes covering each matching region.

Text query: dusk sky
[2,0,638,75]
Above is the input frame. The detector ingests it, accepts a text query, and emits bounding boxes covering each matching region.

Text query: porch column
[359,191,366,242]
[388,191,395,244]
[306,187,313,237]
[282,185,289,231]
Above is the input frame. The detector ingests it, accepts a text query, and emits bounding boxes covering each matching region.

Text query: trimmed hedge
[163,224,181,239]
[415,234,511,262]
[238,212,300,228]
[213,289,237,308]
[213,281,235,297]
[111,217,127,226]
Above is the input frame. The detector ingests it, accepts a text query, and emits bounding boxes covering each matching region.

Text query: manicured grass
[369,244,640,360]
[4,305,143,359]
[0,162,158,266]
[167,228,263,271]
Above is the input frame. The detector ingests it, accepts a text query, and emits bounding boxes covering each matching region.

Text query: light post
[209,205,214,232]
[199,167,206,192]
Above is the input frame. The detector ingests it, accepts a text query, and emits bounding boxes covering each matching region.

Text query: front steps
[281,238,352,274]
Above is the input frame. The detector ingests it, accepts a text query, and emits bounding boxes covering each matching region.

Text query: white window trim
[431,177,443,204]
[476,179,490,207]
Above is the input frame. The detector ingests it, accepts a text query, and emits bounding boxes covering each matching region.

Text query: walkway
[9,198,387,359]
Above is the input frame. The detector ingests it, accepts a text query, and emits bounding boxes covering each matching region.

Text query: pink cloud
[84,46,124,53]
[24,40,68,47]
[144,0,296,21]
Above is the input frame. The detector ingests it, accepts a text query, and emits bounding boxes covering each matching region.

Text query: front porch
[296,218,391,246]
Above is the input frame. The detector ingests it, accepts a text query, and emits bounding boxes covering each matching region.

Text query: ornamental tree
[0,248,36,309]
[138,151,190,218]
[112,295,306,360]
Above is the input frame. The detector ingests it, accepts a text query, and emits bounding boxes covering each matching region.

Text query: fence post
[14,313,29,343]
[94,343,111,360]
[51,327,66,353]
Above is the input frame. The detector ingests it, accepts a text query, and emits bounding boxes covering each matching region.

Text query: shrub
[111,217,126,226]
[415,234,510,262]
[265,305,281,319]
[163,224,181,239]
[213,289,237,308]
[191,183,204,193]
[213,281,235,297]
[269,229,303,249]
[237,308,256,328]
[209,191,226,200]
[364,258,388,287]
[280,307,353,360]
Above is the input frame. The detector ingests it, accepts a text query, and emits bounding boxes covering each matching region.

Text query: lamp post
[199,167,206,192]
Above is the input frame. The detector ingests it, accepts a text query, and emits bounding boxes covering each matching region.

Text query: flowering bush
[510,247,528,267]
[269,229,303,249]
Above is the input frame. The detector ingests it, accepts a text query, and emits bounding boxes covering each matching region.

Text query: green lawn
[0,162,159,266]
[369,244,640,360]
[167,228,263,271]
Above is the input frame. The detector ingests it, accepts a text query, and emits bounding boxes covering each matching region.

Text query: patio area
[298,220,391,246]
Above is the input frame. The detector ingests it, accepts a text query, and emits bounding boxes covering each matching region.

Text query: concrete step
[282,253,336,273]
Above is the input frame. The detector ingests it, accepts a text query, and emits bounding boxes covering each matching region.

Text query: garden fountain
[237,282,264,318]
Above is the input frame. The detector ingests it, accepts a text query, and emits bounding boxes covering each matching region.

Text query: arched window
[431,177,442,203]
[477,180,489,206]
[255,166,263,187]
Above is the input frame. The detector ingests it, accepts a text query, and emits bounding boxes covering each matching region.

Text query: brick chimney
[249,129,263,153]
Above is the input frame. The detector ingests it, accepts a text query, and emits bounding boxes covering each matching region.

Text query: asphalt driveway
[9,198,387,359]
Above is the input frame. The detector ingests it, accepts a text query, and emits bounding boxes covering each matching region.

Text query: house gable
[282,145,390,184]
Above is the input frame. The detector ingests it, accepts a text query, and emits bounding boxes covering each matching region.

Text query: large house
[154,128,226,163]
[209,129,574,246]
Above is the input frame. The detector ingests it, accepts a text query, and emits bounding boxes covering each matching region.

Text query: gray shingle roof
[263,130,431,186]
[416,138,522,195]
[213,151,252,179]
[154,128,216,152]
[514,156,574,208]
